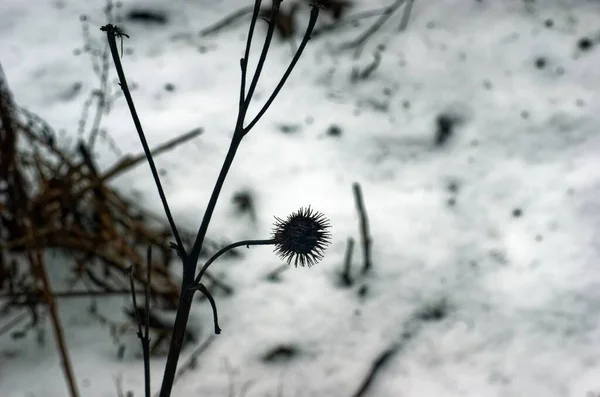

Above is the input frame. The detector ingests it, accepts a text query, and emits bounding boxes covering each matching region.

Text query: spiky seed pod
[272,206,332,267]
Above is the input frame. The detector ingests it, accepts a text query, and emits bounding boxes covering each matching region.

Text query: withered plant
[100,1,331,397]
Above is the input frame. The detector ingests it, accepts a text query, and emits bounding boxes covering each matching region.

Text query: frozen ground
[2,0,600,396]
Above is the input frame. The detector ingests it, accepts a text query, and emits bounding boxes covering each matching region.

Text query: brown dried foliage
[0,66,232,350]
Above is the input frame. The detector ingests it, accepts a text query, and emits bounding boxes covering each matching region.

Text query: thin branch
[398,0,415,31]
[101,24,185,256]
[341,237,354,286]
[88,42,111,150]
[311,6,389,38]
[199,5,255,37]
[0,311,28,337]
[171,334,216,388]
[242,0,281,116]
[340,0,406,58]
[1,290,147,299]
[30,249,80,397]
[244,5,320,133]
[101,128,203,183]
[144,245,152,397]
[196,283,221,334]
[239,0,263,110]
[265,264,288,281]
[350,345,399,397]
[193,239,275,286]
[201,272,235,296]
[352,183,372,275]
[127,263,151,397]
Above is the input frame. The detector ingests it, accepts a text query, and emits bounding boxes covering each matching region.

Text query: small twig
[265,264,289,281]
[127,263,151,397]
[240,0,282,124]
[201,272,234,296]
[350,51,381,82]
[0,290,147,299]
[398,0,415,31]
[144,244,152,397]
[29,249,80,397]
[88,42,111,150]
[350,344,400,397]
[340,0,406,58]
[193,239,275,286]
[352,183,372,275]
[169,334,216,389]
[199,5,255,37]
[196,283,221,334]
[341,237,354,286]
[0,311,28,337]
[243,5,320,133]
[101,128,203,183]
[311,6,389,38]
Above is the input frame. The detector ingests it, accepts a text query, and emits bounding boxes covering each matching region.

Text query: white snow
[2,0,600,396]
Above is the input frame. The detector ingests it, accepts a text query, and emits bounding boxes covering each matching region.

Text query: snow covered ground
[2,0,600,396]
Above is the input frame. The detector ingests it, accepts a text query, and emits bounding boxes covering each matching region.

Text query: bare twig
[243,6,320,133]
[30,248,80,397]
[350,51,381,82]
[101,128,203,182]
[350,344,399,397]
[340,0,405,58]
[199,5,255,37]
[193,239,275,286]
[0,311,28,337]
[398,0,415,31]
[352,183,372,275]
[168,334,216,391]
[195,283,221,335]
[1,290,146,299]
[350,321,419,397]
[127,262,151,397]
[341,237,354,286]
[312,6,389,38]
[265,264,289,281]
[101,24,185,256]
[144,245,152,397]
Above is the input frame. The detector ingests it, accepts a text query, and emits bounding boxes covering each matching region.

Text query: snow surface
[2,0,600,396]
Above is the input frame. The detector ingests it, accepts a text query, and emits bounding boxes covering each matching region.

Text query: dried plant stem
[171,334,216,388]
[101,2,321,396]
[199,5,254,37]
[101,128,203,182]
[103,28,185,255]
[144,245,152,397]
[244,6,320,133]
[341,237,355,286]
[398,0,415,31]
[352,183,372,274]
[312,6,389,38]
[127,264,151,397]
[1,290,146,299]
[29,248,80,397]
[0,311,28,337]
[194,239,275,285]
[350,344,399,397]
[340,0,406,58]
